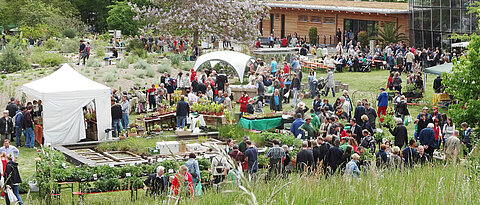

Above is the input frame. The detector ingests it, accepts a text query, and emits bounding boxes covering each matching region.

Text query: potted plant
[136,127,145,136]
[216,104,223,116]
[209,103,216,115]
[119,129,126,140]
[153,124,161,132]
[129,127,137,137]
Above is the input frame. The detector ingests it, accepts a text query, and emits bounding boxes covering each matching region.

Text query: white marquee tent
[22,64,112,145]
[193,51,253,83]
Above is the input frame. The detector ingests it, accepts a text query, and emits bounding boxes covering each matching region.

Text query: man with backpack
[12,107,25,147]
[360,129,376,153]
[211,154,228,184]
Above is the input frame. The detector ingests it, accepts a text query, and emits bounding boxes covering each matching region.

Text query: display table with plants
[35,147,213,201]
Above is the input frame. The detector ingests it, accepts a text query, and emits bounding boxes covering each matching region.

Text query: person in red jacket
[387,72,394,90]
[283,62,290,74]
[281,37,288,47]
[239,91,249,115]
[190,68,196,82]
[172,165,194,196]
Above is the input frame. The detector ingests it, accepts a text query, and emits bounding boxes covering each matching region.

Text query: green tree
[308,26,317,46]
[107,1,138,36]
[72,0,113,33]
[357,31,371,48]
[1,0,83,38]
[443,34,480,127]
[0,45,29,73]
[375,22,408,45]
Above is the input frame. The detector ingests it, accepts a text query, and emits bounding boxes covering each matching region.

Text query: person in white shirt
[322,45,329,57]
[187,90,198,105]
[0,139,19,160]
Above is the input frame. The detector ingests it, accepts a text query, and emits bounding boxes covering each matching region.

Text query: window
[324,17,335,24]
[298,15,308,22]
[310,16,322,23]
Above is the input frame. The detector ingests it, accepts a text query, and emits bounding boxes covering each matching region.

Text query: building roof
[267,0,409,14]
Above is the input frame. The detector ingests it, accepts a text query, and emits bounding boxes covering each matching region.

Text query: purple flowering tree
[131,0,269,47]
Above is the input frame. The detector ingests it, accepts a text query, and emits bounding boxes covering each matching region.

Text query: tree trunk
[193,30,199,49]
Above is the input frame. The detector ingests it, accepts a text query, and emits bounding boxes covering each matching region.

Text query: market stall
[22,64,111,145]
[193,51,254,83]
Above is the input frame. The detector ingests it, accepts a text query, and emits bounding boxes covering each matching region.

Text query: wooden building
[261,0,409,45]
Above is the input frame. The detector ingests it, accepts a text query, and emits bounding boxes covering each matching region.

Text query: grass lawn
[17,69,454,204]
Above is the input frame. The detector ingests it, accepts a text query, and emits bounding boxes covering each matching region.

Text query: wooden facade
[261,6,409,45]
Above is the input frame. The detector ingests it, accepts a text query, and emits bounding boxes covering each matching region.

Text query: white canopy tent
[452,42,469,48]
[22,64,112,145]
[193,51,253,83]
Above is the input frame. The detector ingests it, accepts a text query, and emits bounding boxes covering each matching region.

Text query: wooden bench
[104,57,122,66]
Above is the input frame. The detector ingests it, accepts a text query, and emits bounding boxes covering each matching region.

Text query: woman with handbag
[4,154,22,205]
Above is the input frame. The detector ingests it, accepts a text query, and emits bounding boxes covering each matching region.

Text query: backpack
[361,136,376,153]
[214,156,225,173]
[12,112,21,128]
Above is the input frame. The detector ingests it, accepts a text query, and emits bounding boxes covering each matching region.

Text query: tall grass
[197,164,476,204]
[21,149,480,204]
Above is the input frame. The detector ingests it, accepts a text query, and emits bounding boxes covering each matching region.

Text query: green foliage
[126,54,140,64]
[218,124,249,142]
[30,52,66,67]
[103,71,117,82]
[146,54,156,64]
[19,181,30,194]
[197,158,211,171]
[107,1,138,36]
[260,132,302,148]
[357,31,371,48]
[123,75,132,80]
[44,39,60,50]
[94,177,121,191]
[7,0,84,39]
[308,26,317,45]
[116,59,129,69]
[170,54,182,67]
[374,22,408,46]
[0,45,30,73]
[443,34,480,127]
[132,48,147,58]
[95,45,105,57]
[86,58,102,67]
[448,101,480,129]
[145,67,155,78]
[157,60,172,73]
[62,28,76,38]
[181,61,194,71]
[135,70,145,78]
[72,0,112,33]
[133,59,150,70]
[61,38,80,53]
[126,38,145,52]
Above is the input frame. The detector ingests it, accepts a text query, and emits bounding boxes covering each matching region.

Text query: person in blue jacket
[377,88,389,123]
[419,123,437,157]
[290,113,305,138]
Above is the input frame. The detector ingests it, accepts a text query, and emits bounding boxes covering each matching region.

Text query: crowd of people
[109,66,238,136]
[3,98,42,149]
